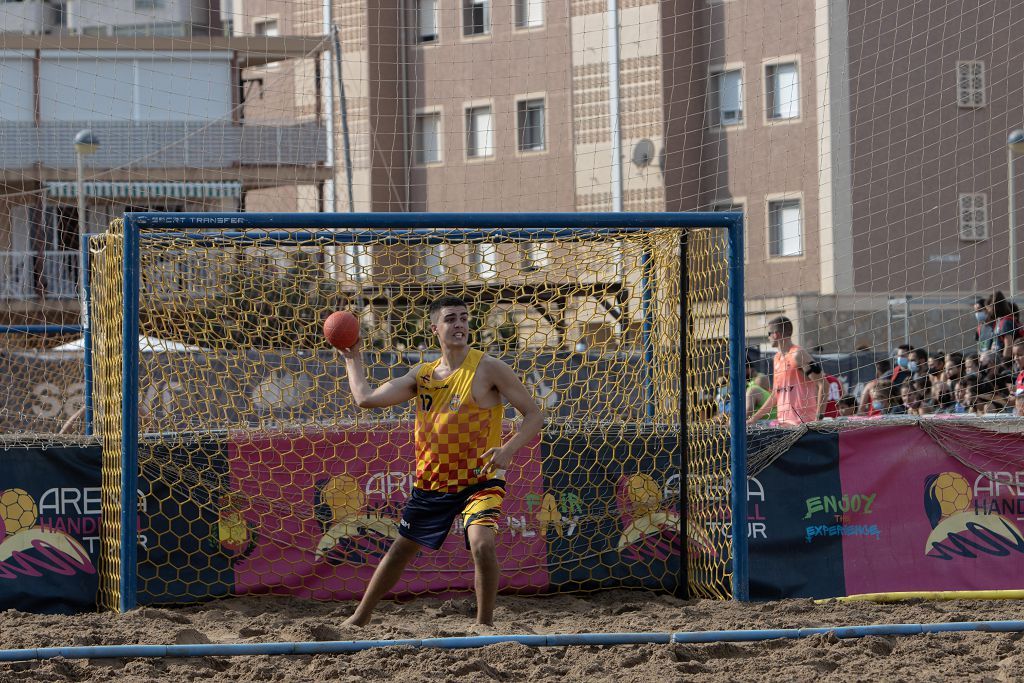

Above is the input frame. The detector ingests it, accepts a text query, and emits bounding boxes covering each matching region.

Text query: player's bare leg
[343,536,421,627]
[467,524,499,626]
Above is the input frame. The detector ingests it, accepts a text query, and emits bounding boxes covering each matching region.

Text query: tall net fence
[1,0,1023,607]
[1,2,1022,435]
[89,217,733,609]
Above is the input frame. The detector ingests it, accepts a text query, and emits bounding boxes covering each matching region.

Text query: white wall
[37,50,233,121]
[66,0,197,34]
[0,52,34,122]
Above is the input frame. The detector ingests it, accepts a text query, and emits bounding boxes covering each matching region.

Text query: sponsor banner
[544,430,682,593]
[839,425,1024,594]
[137,438,237,605]
[0,352,85,433]
[0,444,101,614]
[747,430,846,599]
[228,427,546,600]
[0,350,637,435]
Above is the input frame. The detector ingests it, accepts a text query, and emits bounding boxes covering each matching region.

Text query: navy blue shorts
[399,479,506,551]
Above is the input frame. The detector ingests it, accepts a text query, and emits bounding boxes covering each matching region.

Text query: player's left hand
[479,446,512,478]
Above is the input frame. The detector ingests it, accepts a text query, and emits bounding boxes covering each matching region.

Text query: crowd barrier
[1,422,1021,612]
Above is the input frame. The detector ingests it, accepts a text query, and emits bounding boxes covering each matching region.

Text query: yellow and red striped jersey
[413,348,502,492]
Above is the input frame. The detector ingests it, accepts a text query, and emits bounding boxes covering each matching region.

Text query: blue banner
[0,444,101,614]
[748,429,845,599]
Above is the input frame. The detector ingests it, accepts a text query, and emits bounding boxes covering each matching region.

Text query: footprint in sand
[173,628,211,645]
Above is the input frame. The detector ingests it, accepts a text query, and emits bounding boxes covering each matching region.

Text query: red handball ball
[324,311,360,350]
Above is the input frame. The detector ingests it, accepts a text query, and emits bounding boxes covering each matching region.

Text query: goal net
[89,211,742,610]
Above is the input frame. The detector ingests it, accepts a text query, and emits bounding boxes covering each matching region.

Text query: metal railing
[0,251,78,300]
[0,122,326,170]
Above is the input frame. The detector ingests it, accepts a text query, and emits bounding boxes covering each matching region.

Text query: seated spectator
[951,378,973,414]
[746,348,771,393]
[984,400,1005,416]
[933,387,954,413]
[891,344,912,387]
[1007,394,1018,415]
[859,359,895,415]
[868,380,894,416]
[911,348,930,380]
[905,378,931,415]
[943,352,964,385]
[928,351,946,378]
[807,362,843,419]
[836,396,857,417]
[993,372,1015,400]
[965,353,981,376]
[899,383,922,415]
[975,372,997,399]
[962,378,984,415]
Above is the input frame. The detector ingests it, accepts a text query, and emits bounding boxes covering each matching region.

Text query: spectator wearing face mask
[858,359,893,415]
[866,380,893,417]
[891,344,912,388]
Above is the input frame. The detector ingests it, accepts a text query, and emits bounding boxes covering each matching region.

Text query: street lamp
[1008,129,1024,303]
[73,129,99,325]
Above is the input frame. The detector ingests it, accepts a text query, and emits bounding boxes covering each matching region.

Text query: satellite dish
[631,139,655,167]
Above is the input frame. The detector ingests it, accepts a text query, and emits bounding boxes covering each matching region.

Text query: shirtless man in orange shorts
[747,316,825,426]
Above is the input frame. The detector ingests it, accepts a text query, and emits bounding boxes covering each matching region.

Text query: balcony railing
[0,122,326,170]
[0,251,78,300]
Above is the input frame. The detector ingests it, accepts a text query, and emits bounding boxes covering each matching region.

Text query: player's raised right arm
[341,342,417,409]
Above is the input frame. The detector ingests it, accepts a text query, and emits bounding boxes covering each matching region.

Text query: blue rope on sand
[1,620,1022,662]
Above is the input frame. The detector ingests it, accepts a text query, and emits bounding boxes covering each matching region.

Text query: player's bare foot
[342,616,367,628]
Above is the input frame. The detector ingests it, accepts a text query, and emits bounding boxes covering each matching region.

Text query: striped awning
[45,181,242,199]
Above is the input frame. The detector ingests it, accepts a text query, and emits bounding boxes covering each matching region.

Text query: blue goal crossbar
[114,211,747,610]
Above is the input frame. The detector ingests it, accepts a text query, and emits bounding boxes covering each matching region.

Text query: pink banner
[839,425,1024,594]
[227,426,547,600]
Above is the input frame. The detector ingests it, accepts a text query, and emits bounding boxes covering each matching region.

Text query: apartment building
[672,0,1024,353]
[227,0,1023,353]
[0,34,328,329]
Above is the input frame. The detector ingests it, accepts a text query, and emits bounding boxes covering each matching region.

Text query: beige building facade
[231,0,1023,354]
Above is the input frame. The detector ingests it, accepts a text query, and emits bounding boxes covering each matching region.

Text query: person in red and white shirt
[808,362,844,419]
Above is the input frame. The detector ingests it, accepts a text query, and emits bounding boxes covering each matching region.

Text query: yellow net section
[90,219,126,611]
[685,229,732,599]
[91,220,731,609]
